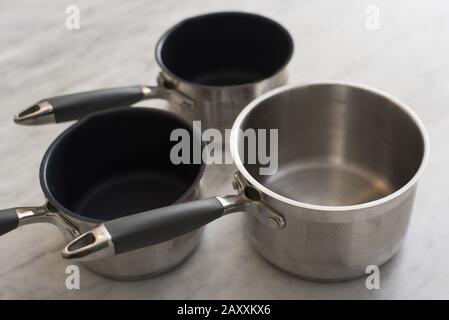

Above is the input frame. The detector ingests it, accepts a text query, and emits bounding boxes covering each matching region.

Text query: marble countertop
[1,0,448,299]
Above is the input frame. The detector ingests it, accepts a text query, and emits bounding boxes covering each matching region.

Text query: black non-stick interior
[41,108,202,221]
[157,12,293,86]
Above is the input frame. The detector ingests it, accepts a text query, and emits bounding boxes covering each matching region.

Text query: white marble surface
[0,0,448,299]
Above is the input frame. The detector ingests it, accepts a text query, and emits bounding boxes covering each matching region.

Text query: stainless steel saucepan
[63,83,429,281]
[14,12,293,132]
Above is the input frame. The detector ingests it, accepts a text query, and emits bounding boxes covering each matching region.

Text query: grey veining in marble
[0,0,448,299]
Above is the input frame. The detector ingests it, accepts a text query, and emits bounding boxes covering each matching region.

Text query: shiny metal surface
[14,101,55,125]
[230,171,285,229]
[61,224,114,261]
[17,204,79,239]
[85,228,202,280]
[230,83,428,280]
[159,69,288,132]
[141,84,194,111]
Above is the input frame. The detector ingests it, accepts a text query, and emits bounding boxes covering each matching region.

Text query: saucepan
[62,83,429,281]
[0,107,206,280]
[14,11,293,132]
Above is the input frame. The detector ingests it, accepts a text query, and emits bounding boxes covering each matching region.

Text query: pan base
[74,170,190,220]
[262,160,395,206]
[83,228,203,280]
[245,226,403,281]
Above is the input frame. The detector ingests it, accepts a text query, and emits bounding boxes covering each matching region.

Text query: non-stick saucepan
[62,83,429,281]
[0,107,206,280]
[14,11,293,132]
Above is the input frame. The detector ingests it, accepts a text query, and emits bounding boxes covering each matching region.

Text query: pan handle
[0,208,19,236]
[62,194,254,261]
[14,85,193,125]
[0,204,79,239]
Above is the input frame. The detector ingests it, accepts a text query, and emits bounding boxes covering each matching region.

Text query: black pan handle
[61,197,230,260]
[0,208,19,236]
[14,85,193,125]
[14,86,147,125]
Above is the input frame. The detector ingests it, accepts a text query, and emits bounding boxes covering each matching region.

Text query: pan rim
[230,81,430,213]
[39,107,206,224]
[155,11,294,89]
